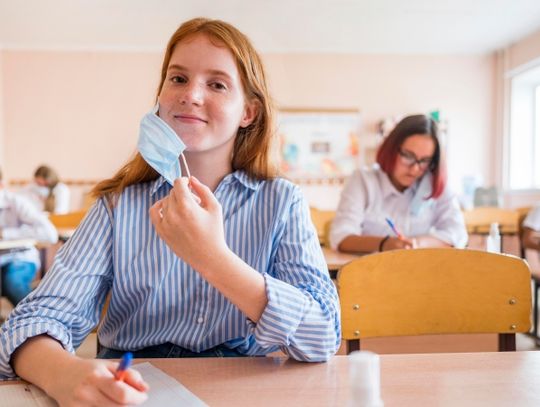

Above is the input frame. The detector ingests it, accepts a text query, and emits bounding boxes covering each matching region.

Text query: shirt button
[197,316,204,324]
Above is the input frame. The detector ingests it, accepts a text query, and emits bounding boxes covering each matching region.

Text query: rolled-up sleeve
[429,190,468,248]
[0,199,113,378]
[329,170,368,250]
[252,188,341,362]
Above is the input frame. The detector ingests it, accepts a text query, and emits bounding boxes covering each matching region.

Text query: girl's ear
[239,99,260,128]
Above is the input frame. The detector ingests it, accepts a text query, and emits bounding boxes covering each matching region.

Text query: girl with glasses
[330,114,467,253]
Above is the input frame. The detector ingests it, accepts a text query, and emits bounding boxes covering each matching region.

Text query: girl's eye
[171,75,186,83]
[211,82,227,90]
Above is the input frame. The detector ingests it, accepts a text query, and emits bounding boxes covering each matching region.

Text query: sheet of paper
[0,383,57,407]
[134,362,207,406]
[0,362,206,407]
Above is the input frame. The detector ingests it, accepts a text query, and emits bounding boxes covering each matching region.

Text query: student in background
[0,18,340,406]
[23,165,70,214]
[522,206,540,251]
[0,168,57,306]
[330,114,467,253]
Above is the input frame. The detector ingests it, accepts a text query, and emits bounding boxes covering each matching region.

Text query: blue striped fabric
[0,171,340,377]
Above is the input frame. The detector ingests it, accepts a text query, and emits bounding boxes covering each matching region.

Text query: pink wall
[1,50,162,181]
[508,28,540,72]
[264,53,496,192]
[0,49,495,208]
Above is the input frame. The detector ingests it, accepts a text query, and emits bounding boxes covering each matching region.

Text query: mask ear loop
[179,153,201,204]
[179,153,191,179]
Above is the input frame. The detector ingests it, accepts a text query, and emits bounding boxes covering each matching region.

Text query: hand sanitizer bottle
[486,222,501,253]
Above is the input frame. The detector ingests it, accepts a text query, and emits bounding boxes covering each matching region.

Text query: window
[508,66,540,190]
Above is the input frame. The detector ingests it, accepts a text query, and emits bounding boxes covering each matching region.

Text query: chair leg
[346,339,360,354]
[533,279,539,338]
[498,333,516,351]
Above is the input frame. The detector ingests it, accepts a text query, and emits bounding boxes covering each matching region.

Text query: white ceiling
[1,0,540,54]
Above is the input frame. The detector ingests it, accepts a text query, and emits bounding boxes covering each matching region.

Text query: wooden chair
[309,207,335,247]
[337,248,531,354]
[48,210,87,242]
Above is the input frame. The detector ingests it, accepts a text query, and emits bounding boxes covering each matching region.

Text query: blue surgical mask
[137,103,187,185]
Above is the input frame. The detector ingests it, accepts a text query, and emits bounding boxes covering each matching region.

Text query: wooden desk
[2,352,540,405]
[141,352,540,406]
[322,247,360,278]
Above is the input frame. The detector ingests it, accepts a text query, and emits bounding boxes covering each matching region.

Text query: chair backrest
[309,207,335,247]
[337,248,531,353]
[473,186,501,207]
[48,210,87,229]
[462,207,519,234]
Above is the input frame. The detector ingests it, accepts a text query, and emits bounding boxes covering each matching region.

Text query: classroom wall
[0,51,4,169]
[264,53,496,207]
[507,28,540,73]
[0,50,495,209]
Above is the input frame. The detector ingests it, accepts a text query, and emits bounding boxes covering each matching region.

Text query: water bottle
[486,222,501,253]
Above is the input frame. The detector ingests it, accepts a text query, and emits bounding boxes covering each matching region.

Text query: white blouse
[329,167,468,250]
[523,206,540,230]
[21,182,71,214]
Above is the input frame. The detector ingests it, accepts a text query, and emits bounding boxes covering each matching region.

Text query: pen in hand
[385,217,403,239]
[115,352,133,382]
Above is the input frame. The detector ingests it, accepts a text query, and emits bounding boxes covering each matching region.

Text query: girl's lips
[174,114,208,123]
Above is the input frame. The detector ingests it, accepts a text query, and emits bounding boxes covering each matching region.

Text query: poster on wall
[277,108,361,181]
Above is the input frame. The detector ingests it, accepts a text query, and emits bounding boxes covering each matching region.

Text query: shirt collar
[378,167,419,199]
[149,170,260,197]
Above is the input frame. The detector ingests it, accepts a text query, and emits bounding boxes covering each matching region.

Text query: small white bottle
[348,351,384,407]
[486,222,501,253]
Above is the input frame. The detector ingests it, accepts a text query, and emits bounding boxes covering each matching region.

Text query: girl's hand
[381,236,415,251]
[48,357,148,406]
[149,176,229,269]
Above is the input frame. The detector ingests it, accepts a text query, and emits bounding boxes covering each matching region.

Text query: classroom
[1,1,540,405]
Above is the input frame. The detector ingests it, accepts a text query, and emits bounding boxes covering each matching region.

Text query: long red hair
[92,18,277,201]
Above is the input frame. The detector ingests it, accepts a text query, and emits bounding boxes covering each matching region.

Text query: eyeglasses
[398,150,433,170]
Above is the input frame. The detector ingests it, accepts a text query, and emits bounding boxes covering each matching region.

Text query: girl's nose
[180,82,203,106]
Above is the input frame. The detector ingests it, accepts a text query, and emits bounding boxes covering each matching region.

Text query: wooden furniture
[309,207,335,247]
[3,352,540,405]
[462,207,519,252]
[48,210,87,241]
[147,353,540,406]
[322,247,360,278]
[337,248,531,353]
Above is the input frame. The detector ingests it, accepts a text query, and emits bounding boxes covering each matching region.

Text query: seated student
[22,165,70,214]
[330,114,467,253]
[0,18,340,405]
[0,168,58,306]
[522,206,540,251]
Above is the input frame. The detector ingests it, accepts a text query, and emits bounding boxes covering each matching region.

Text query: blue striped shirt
[0,171,340,377]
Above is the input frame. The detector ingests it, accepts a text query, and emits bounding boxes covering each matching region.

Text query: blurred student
[330,114,467,253]
[0,18,340,406]
[0,168,57,306]
[23,165,70,214]
[522,206,540,251]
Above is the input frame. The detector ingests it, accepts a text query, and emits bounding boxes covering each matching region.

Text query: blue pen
[385,217,403,238]
[115,352,133,382]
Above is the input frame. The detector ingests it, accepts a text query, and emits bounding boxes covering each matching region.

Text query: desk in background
[322,247,360,278]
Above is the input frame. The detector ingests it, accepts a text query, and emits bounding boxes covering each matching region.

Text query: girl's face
[35,176,48,187]
[390,134,435,191]
[158,34,258,157]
